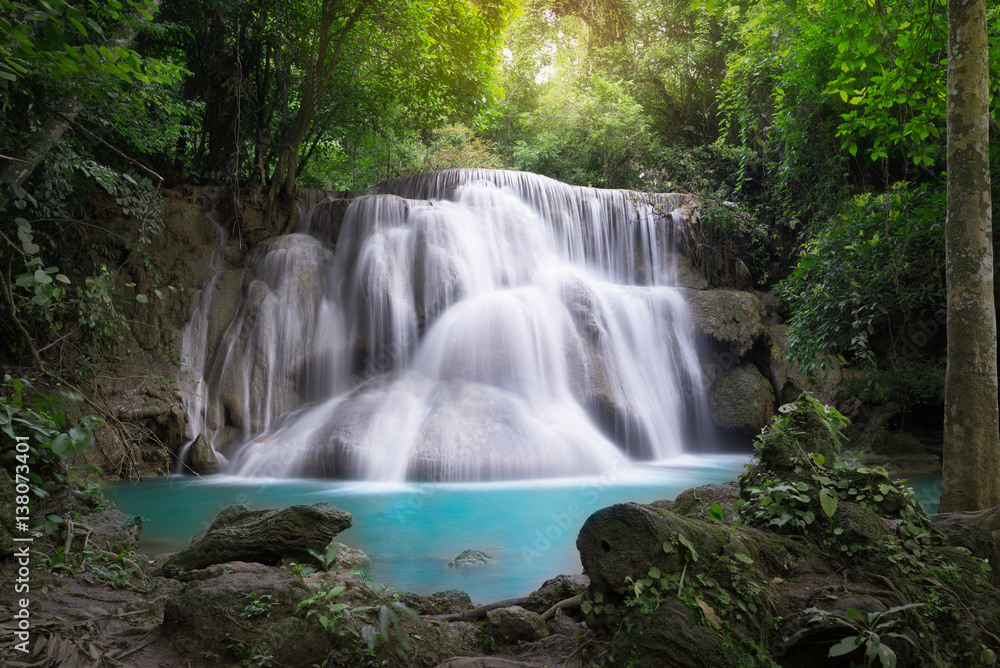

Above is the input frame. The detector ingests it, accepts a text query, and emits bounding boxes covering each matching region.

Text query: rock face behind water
[164,502,352,574]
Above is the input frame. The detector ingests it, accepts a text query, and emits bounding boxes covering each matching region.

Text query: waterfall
[181,169,712,481]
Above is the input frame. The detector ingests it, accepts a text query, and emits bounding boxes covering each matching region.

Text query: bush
[777,181,945,382]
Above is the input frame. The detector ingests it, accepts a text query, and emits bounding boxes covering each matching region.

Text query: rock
[164,502,352,574]
[176,560,274,581]
[330,541,369,570]
[656,481,741,520]
[524,574,589,613]
[186,433,218,475]
[435,659,542,668]
[932,512,1000,585]
[546,607,585,638]
[751,395,842,471]
[604,598,732,668]
[709,363,775,434]
[401,589,474,615]
[161,565,330,666]
[767,323,845,408]
[485,605,549,645]
[684,289,767,358]
[450,549,494,567]
[72,509,143,554]
[671,252,710,290]
[510,633,582,665]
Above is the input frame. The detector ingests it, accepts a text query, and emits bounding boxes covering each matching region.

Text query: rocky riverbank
[3,395,997,667]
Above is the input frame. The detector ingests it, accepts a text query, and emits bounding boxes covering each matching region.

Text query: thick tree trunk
[940,0,1000,511]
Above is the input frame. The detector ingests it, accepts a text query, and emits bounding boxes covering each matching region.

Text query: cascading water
[181,169,712,481]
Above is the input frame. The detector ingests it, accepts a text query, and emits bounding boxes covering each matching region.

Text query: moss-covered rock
[161,564,330,666]
[164,502,353,574]
[709,364,775,434]
[485,605,548,644]
[751,394,845,471]
[684,289,767,358]
[576,394,1000,667]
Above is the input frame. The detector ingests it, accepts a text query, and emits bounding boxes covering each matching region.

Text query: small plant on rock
[806,604,921,668]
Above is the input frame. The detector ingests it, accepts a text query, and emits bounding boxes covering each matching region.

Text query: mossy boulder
[485,605,548,644]
[709,364,775,435]
[185,433,218,475]
[684,289,767,358]
[164,502,353,574]
[161,563,330,666]
[751,395,845,471]
[576,394,1000,667]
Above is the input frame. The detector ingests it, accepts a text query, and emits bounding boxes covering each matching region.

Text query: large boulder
[709,363,775,434]
[486,605,549,645]
[185,433,218,475]
[164,502,352,574]
[161,562,331,666]
[684,289,767,358]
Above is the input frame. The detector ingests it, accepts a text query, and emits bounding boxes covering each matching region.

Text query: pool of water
[109,456,944,604]
[109,455,751,603]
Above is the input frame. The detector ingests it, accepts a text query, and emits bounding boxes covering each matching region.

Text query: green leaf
[828,635,861,658]
[135,293,148,303]
[820,487,838,518]
[734,553,754,564]
[49,433,72,458]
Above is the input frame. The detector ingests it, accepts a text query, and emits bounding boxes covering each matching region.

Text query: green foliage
[239,592,277,621]
[581,589,617,616]
[0,376,100,500]
[806,604,921,668]
[776,181,945,380]
[513,75,656,188]
[229,639,274,668]
[38,543,143,591]
[297,581,417,666]
[160,0,514,190]
[308,542,340,574]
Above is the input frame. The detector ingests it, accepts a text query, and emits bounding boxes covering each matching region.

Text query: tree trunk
[940,0,1000,511]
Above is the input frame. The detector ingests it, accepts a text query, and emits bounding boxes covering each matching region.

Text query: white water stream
[180,169,711,481]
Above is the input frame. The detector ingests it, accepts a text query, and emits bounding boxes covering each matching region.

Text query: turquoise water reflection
[109,456,943,603]
[110,456,746,602]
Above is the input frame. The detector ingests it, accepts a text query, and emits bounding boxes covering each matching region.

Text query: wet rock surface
[164,502,353,574]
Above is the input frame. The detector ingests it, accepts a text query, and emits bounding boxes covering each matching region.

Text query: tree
[158,0,513,194]
[939,0,999,511]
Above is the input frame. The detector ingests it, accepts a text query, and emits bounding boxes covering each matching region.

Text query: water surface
[111,455,749,602]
